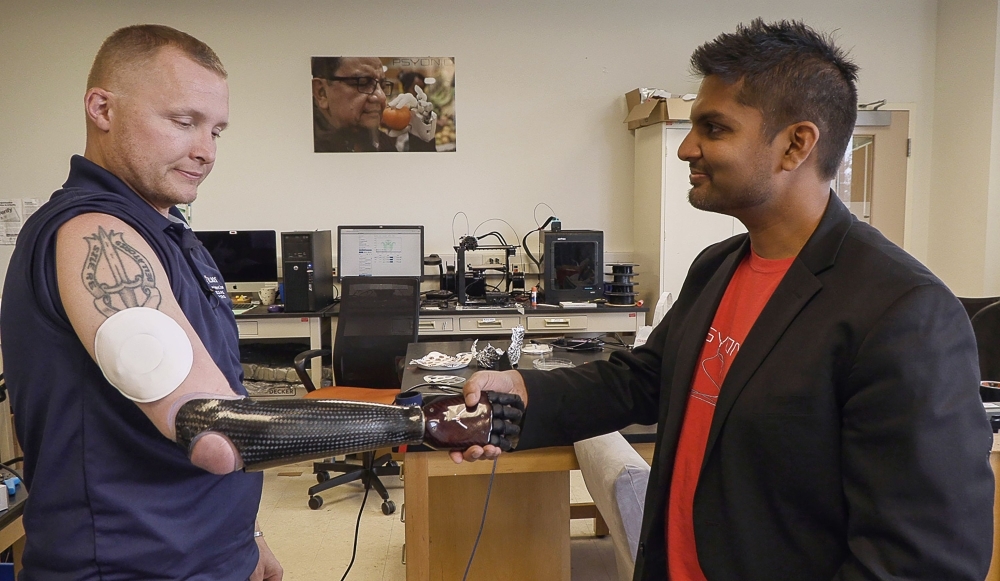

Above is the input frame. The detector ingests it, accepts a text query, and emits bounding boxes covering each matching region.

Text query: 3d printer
[454,234,519,305]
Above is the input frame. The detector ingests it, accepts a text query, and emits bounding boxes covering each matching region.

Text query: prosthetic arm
[173,391,523,471]
[95,307,523,473]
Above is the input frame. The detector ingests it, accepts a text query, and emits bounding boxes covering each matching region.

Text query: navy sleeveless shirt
[1,156,263,580]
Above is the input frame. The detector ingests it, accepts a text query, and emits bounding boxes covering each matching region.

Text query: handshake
[421,391,524,452]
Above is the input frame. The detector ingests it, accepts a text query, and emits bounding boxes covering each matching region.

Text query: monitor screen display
[551,241,599,289]
[193,230,278,292]
[338,225,424,279]
[542,229,603,302]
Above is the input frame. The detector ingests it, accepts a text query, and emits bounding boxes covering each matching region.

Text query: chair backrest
[333,277,420,388]
[972,301,1000,384]
[958,296,1000,321]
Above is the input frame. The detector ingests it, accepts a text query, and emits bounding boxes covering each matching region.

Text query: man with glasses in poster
[311,56,437,152]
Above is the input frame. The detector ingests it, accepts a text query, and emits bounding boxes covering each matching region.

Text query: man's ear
[780,121,820,173]
[312,78,329,109]
[84,88,113,132]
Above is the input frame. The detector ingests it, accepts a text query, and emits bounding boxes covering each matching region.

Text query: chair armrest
[293,349,330,392]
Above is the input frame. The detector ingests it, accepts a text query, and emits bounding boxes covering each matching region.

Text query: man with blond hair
[1,25,282,580]
[2,24,523,580]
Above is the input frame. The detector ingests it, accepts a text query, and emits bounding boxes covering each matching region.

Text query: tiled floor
[257,462,619,581]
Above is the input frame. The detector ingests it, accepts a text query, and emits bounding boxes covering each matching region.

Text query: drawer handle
[544,318,571,327]
[477,319,503,327]
[418,321,436,329]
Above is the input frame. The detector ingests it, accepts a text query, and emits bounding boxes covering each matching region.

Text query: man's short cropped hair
[87,24,227,89]
[691,18,859,180]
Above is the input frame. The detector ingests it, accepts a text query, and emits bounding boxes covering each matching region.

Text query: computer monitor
[193,230,279,293]
[337,225,424,279]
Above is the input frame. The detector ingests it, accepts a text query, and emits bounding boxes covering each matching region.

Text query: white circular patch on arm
[94,307,194,403]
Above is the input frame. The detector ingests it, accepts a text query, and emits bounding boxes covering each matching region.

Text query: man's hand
[449,370,528,464]
[250,535,283,581]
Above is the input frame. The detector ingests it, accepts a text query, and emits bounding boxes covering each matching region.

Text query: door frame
[861,102,917,251]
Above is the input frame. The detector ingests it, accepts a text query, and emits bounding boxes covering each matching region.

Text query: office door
[833,110,910,246]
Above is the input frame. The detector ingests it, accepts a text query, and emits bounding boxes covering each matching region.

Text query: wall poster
[311,56,456,153]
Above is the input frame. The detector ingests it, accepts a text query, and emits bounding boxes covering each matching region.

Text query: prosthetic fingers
[386,85,437,142]
[174,392,524,472]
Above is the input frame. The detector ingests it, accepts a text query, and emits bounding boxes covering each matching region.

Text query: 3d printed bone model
[174,391,524,471]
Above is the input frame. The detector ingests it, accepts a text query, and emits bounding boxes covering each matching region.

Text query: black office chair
[958,296,1000,321]
[294,276,420,512]
[972,301,1000,399]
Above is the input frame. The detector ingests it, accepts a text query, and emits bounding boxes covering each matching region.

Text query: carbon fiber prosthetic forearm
[174,398,424,471]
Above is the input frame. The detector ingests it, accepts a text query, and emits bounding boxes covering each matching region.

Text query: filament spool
[604,263,639,306]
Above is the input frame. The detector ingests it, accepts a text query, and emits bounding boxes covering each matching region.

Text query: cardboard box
[624,88,693,130]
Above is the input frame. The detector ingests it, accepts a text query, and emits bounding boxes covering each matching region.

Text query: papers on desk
[410,351,474,371]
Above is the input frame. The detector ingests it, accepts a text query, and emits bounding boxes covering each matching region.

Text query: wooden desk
[401,340,655,580]
[987,434,1000,581]
[403,445,653,581]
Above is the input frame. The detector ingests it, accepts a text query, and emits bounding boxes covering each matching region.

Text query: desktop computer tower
[281,230,333,312]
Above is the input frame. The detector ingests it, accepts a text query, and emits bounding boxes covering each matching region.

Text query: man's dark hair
[691,19,859,180]
[311,57,342,80]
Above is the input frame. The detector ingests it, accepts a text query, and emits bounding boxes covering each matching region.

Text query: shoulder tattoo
[81,226,162,317]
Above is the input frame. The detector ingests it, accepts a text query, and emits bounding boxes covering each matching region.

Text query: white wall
[929,0,1000,296]
[0,0,939,288]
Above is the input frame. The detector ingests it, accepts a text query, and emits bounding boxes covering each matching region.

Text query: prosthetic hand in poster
[173,391,523,472]
[385,85,438,142]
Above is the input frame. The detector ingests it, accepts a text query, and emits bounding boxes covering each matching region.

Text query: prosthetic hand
[386,85,437,142]
[173,391,523,472]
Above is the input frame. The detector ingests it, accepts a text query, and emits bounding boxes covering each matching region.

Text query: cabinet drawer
[419,317,454,334]
[525,315,588,332]
[237,317,312,339]
[236,320,258,336]
[458,316,521,332]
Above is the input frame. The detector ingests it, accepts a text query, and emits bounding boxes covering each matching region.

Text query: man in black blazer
[455,19,995,581]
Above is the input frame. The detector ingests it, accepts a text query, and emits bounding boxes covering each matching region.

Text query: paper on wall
[0,199,42,244]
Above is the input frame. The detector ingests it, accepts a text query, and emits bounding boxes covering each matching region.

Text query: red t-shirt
[666,250,795,580]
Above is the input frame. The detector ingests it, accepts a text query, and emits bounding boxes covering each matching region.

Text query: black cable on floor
[339,483,370,581]
[462,456,499,581]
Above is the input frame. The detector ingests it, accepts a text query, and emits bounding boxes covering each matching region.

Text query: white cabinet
[633,123,746,323]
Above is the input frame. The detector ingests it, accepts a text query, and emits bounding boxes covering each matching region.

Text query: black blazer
[518,195,994,580]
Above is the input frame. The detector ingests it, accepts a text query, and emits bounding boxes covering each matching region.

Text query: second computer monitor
[337,225,424,279]
[193,229,279,294]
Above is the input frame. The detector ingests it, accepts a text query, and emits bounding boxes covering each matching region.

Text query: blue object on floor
[0,562,14,581]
